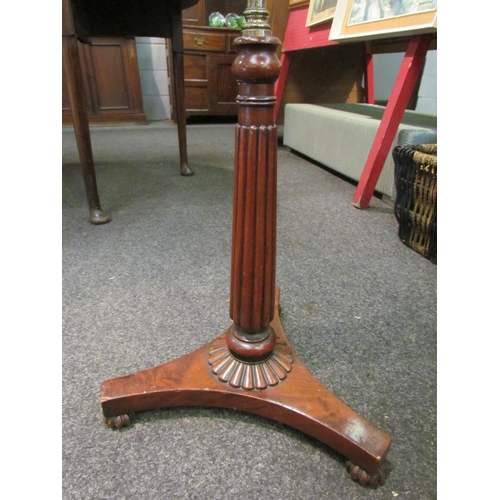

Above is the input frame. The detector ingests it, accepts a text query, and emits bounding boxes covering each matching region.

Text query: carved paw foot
[104,412,135,429]
[345,460,386,487]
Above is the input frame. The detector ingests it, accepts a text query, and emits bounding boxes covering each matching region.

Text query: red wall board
[282,7,338,52]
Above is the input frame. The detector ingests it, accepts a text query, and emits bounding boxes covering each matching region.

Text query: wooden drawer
[183,30,227,52]
[185,86,209,112]
[228,34,239,52]
[184,53,208,80]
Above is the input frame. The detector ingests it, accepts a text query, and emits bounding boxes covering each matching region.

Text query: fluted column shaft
[226,23,281,361]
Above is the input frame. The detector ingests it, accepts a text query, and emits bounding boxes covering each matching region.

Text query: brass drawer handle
[193,37,205,46]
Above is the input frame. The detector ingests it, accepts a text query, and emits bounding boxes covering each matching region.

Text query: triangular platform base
[101,288,391,487]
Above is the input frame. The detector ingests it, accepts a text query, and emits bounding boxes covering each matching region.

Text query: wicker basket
[393,144,437,263]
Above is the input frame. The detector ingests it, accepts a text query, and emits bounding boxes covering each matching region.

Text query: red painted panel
[352,35,433,209]
[274,52,290,122]
[282,7,338,53]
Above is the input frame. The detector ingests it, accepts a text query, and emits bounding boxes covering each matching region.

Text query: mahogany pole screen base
[100,0,391,488]
[101,288,390,486]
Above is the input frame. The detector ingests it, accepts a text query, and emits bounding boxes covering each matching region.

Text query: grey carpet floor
[62,121,437,499]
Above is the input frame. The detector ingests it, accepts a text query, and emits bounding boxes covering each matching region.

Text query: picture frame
[289,0,310,9]
[306,0,338,27]
[329,0,437,42]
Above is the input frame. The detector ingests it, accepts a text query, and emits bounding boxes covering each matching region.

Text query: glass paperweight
[208,12,226,27]
[235,15,246,28]
[225,13,239,28]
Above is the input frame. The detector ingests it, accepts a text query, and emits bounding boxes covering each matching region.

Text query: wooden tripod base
[101,288,391,487]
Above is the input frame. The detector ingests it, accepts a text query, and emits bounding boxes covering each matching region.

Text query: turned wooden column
[100,0,391,487]
[226,3,281,364]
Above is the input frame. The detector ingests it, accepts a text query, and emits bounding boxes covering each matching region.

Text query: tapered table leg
[100,0,391,487]
[63,36,111,225]
[170,6,193,176]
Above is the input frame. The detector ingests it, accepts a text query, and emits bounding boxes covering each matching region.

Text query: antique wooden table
[63,0,198,224]
[83,0,393,487]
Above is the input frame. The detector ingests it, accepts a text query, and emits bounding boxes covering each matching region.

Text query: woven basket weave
[393,144,437,263]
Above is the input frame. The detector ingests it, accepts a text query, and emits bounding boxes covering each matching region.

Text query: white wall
[373,49,437,115]
[135,37,171,121]
[373,52,404,102]
[415,50,437,115]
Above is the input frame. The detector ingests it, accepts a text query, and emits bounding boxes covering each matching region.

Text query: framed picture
[329,0,437,42]
[306,0,338,27]
[289,0,310,9]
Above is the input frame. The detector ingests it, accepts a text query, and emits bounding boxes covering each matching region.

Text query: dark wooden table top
[63,0,200,38]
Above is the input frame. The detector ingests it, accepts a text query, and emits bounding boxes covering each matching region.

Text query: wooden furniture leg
[364,42,375,105]
[170,5,194,176]
[274,51,290,123]
[352,34,433,209]
[100,0,391,487]
[63,36,111,225]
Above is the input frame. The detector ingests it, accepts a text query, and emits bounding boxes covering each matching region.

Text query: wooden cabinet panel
[63,37,146,125]
[182,0,247,26]
[211,54,238,114]
[204,0,247,20]
[195,0,289,56]
[276,43,366,124]
[184,29,227,52]
[228,34,239,50]
[185,87,210,112]
[184,52,209,114]
[182,2,205,25]
[184,53,208,80]
[171,0,290,119]
[172,26,239,118]
[85,40,131,111]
